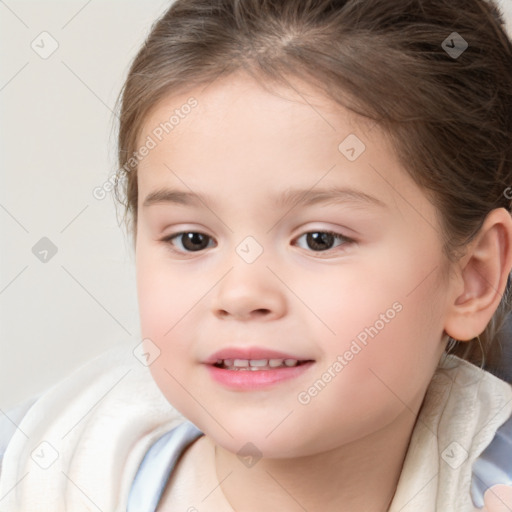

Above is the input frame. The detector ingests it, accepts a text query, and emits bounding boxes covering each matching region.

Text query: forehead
[134,71,433,224]
[137,72,364,151]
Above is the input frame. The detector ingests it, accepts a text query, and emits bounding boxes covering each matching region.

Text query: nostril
[215,308,271,319]
[254,308,270,316]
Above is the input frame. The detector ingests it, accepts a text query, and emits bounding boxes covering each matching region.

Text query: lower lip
[205,362,314,390]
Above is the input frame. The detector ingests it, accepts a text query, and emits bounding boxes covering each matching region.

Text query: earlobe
[444,208,512,342]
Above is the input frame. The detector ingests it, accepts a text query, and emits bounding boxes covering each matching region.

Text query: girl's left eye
[160,230,353,255]
[161,232,216,253]
[293,231,353,254]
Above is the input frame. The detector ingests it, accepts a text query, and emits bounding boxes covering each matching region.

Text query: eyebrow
[142,186,387,210]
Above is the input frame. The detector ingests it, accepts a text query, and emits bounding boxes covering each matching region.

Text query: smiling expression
[134,71,453,457]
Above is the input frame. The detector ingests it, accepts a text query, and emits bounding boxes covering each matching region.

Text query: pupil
[308,232,333,251]
[182,232,209,251]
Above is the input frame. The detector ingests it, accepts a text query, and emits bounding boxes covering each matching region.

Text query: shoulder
[0,345,136,464]
[431,354,512,429]
[0,342,187,512]
[389,354,512,511]
[435,356,512,508]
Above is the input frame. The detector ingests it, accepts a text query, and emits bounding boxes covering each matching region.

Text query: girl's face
[135,72,454,457]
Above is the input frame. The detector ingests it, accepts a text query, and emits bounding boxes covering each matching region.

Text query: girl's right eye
[161,232,216,253]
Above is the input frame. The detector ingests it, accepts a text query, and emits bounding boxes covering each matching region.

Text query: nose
[211,261,287,322]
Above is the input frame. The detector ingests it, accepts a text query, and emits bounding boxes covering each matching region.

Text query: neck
[211,406,419,512]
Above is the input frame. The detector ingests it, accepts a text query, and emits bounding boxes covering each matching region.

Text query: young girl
[1,0,512,510]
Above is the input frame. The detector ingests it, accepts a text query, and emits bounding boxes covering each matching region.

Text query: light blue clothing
[471,411,512,507]
[126,421,203,512]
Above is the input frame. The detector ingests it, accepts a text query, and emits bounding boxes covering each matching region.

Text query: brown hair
[113,0,512,376]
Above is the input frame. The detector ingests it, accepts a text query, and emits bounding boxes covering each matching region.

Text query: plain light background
[1,0,512,411]
[0,0,171,411]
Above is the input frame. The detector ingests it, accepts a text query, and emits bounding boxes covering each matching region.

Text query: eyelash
[159,230,355,257]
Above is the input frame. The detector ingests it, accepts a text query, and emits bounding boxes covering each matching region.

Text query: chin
[196,415,314,459]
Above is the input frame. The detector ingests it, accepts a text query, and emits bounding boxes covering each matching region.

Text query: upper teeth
[216,358,299,369]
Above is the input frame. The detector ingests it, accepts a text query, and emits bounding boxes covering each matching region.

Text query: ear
[444,208,512,342]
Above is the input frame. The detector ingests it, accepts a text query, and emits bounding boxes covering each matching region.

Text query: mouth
[204,347,315,389]
[212,358,313,371]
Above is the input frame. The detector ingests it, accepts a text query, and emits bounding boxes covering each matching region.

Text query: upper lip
[204,347,314,365]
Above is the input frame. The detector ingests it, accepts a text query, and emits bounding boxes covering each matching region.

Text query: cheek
[136,247,206,338]
[307,246,447,407]
[294,293,443,455]
[135,247,220,416]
